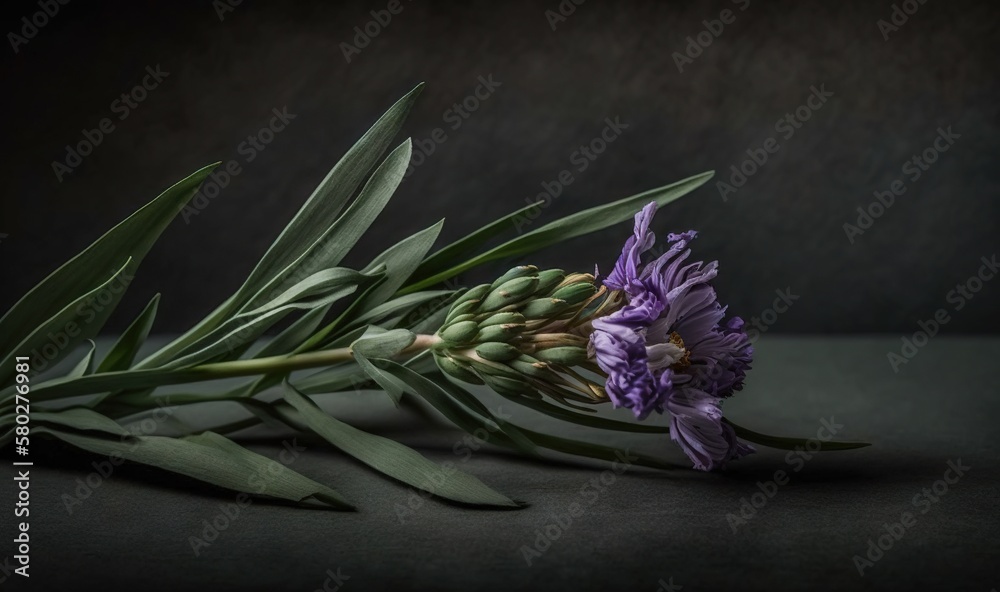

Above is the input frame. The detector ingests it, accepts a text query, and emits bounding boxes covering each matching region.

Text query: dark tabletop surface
[3,336,999,592]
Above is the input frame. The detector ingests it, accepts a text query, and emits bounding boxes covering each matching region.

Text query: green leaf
[238,86,423,307]
[0,257,134,385]
[138,85,423,368]
[346,290,454,331]
[516,426,684,471]
[67,340,97,379]
[0,164,218,359]
[394,294,458,338]
[283,382,519,507]
[358,220,445,312]
[164,269,368,368]
[379,362,538,456]
[353,354,410,404]
[97,294,160,373]
[33,407,127,435]
[723,418,871,451]
[412,200,545,282]
[293,363,369,395]
[349,328,417,404]
[241,136,412,313]
[35,426,354,510]
[493,392,671,434]
[29,366,192,404]
[398,171,714,294]
[430,374,538,454]
[252,303,333,359]
[351,328,416,359]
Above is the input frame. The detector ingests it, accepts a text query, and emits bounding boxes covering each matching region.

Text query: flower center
[668,331,692,370]
[646,331,691,372]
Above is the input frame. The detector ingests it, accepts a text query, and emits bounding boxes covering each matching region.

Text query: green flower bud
[453,284,491,307]
[479,373,535,398]
[475,323,524,344]
[446,299,480,323]
[477,311,525,328]
[474,342,521,362]
[481,276,539,311]
[521,297,569,319]
[446,313,476,325]
[508,355,559,380]
[551,282,597,305]
[435,355,484,384]
[555,272,595,290]
[534,346,589,366]
[490,265,538,289]
[534,269,565,295]
[439,320,479,344]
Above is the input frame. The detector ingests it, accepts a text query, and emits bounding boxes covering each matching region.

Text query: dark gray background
[1,0,998,334]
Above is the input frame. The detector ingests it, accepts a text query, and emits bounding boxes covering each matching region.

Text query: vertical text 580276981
[11,358,33,579]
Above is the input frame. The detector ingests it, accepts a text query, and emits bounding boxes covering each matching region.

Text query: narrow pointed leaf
[242,140,414,312]
[0,164,218,358]
[138,85,423,367]
[0,257,134,385]
[398,171,714,294]
[67,340,97,379]
[411,201,543,282]
[493,391,670,434]
[516,427,684,471]
[723,418,870,451]
[284,382,519,507]
[358,220,444,312]
[252,303,333,359]
[97,294,160,373]
[239,85,423,303]
[35,426,354,510]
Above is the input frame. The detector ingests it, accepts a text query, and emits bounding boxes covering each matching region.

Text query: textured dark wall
[1,0,997,334]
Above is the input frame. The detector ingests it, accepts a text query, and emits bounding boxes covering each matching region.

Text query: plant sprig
[0,83,866,511]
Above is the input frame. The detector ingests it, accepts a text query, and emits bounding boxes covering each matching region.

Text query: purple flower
[589,202,754,470]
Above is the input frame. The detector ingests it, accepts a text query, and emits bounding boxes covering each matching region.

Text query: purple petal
[667,388,754,470]
[603,202,657,294]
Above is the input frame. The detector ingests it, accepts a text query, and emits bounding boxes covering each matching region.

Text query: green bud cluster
[432,266,607,405]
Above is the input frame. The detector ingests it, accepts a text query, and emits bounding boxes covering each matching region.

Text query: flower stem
[24,334,440,404]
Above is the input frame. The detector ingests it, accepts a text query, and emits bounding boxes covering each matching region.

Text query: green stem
[19,334,440,405]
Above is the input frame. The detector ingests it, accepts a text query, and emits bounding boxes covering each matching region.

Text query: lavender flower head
[588,202,754,470]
